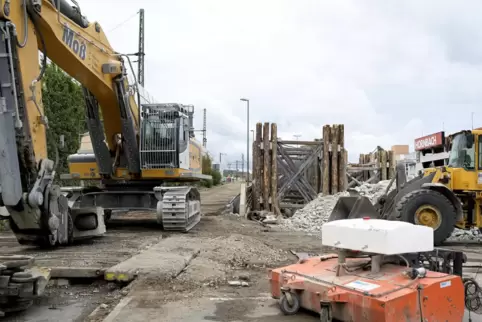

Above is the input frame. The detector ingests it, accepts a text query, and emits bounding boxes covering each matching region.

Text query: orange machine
[270,254,465,321]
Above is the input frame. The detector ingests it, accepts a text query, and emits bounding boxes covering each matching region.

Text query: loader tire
[395,189,456,245]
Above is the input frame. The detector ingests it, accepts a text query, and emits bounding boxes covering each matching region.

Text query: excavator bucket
[328,196,380,222]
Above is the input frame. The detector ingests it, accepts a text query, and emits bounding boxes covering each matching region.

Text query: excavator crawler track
[156,186,201,232]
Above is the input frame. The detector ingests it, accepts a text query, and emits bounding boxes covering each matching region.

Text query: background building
[391,145,419,179]
[414,131,449,168]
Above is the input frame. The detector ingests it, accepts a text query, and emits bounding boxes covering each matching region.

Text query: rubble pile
[448,228,481,242]
[279,180,394,233]
[279,180,481,241]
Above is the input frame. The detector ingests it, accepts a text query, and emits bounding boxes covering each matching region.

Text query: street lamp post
[240,98,250,184]
[250,129,254,178]
[293,134,301,148]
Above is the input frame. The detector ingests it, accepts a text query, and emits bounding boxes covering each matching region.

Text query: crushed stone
[279,180,393,233]
[201,234,288,267]
[447,228,482,242]
[280,180,481,241]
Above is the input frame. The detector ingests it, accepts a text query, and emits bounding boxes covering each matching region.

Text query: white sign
[440,281,451,288]
[345,280,380,292]
[416,136,437,150]
[414,132,443,151]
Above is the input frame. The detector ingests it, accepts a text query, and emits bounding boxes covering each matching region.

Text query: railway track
[0,184,242,275]
[0,219,163,272]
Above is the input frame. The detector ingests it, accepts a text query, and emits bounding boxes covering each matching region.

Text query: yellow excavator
[0,0,210,247]
[331,129,482,245]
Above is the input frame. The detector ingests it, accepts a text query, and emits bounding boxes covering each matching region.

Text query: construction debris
[447,228,482,242]
[280,180,482,242]
[347,147,396,188]
[279,180,393,233]
[227,280,249,287]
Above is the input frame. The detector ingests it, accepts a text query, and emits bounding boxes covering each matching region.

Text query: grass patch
[0,219,9,231]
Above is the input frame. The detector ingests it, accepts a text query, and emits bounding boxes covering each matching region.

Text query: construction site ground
[0,182,481,321]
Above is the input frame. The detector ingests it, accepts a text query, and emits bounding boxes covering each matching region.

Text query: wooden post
[263,122,271,211]
[388,150,395,179]
[344,149,348,189]
[316,141,322,193]
[253,123,262,211]
[270,123,278,214]
[331,125,339,194]
[368,153,374,181]
[251,141,258,210]
[359,153,365,181]
[380,150,387,180]
[338,124,346,191]
[322,125,331,195]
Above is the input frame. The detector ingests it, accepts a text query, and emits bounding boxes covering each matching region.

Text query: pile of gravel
[280,180,481,242]
[447,228,481,242]
[279,180,394,233]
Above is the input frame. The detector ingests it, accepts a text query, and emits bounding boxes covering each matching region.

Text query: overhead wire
[107,11,140,33]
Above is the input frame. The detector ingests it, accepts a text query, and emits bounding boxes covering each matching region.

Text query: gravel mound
[279,180,393,233]
[447,228,482,242]
[280,180,481,242]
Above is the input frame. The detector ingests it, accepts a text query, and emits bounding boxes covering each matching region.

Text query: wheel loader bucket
[327,196,380,222]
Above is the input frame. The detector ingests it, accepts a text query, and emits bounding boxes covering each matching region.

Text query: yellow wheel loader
[330,129,482,245]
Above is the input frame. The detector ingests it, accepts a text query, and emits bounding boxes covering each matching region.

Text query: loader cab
[444,130,482,191]
[447,131,475,170]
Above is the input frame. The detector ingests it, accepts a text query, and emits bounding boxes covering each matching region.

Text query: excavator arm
[0,0,140,245]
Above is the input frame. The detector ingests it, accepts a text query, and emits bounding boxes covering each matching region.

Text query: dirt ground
[84,214,324,322]
[3,213,322,320]
[3,182,326,321]
[4,181,481,321]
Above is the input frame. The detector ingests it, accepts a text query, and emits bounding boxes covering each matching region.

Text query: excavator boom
[0,0,209,247]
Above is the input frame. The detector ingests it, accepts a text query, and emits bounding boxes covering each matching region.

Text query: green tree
[201,154,214,187]
[202,155,212,175]
[211,170,222,185]
[42,64,86,180]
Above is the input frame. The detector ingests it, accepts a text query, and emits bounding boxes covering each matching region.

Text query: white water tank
[322,218,433,255]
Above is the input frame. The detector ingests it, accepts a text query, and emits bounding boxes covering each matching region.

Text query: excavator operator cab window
[448,132,475,170]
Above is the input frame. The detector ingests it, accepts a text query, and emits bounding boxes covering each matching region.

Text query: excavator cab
[139,103,193,171]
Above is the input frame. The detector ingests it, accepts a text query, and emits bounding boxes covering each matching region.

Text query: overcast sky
[78,0,482,166]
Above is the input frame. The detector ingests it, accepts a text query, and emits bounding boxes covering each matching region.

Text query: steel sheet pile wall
[321,124,347,195]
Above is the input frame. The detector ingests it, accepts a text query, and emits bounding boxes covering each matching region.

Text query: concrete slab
[104,290,482,322]
[50,266,104,279]
[104,236,201,282]
[103,291,316,322]
[200,183,241,215]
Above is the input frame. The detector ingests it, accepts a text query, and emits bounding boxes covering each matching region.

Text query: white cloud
[74,0,482,165]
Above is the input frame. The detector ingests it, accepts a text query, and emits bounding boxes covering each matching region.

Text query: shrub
[212,170,222,185]
[201,179,213,188]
